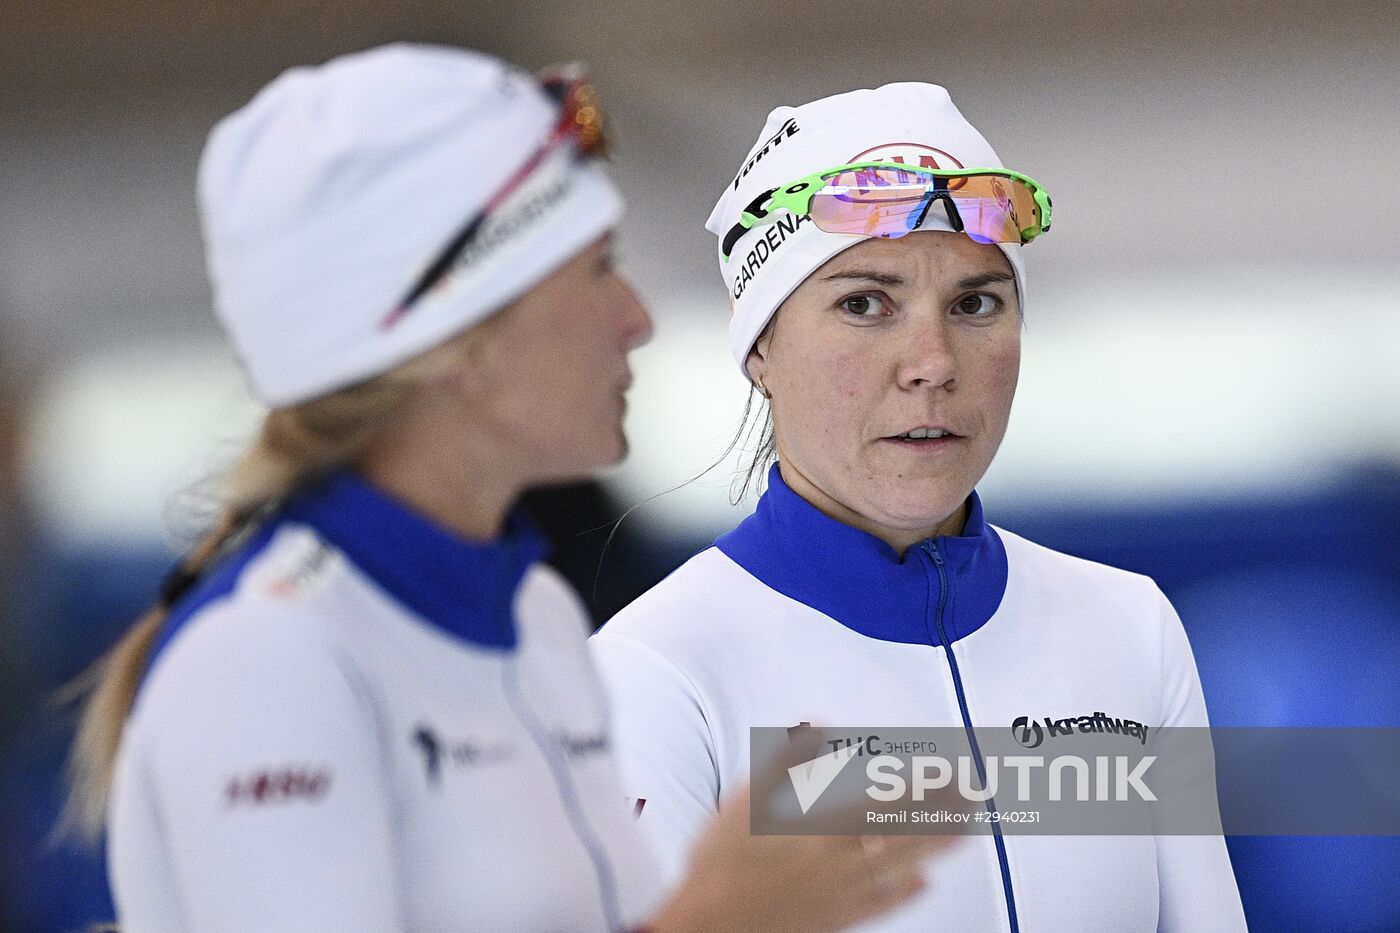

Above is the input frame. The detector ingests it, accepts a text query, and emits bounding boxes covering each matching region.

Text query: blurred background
[2,1,1397,930]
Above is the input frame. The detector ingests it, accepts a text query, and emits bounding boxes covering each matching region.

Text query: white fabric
[705,82,1029,379]
[198,44,623,406]
[590,529,1247,933]
[108,524,662,932]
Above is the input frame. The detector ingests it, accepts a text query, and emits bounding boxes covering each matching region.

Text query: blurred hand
[648,729,963,933]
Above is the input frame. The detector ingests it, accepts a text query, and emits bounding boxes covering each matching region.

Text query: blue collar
[715,463,1007,646]
[280,470,548,651]
[142,470,544,690]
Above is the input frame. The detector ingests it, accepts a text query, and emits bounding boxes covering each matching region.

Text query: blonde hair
[61,341,461,840]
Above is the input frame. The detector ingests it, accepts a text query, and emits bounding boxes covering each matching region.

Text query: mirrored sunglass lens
[945,175,1040,244]
[808,168,1040,244]
[808,167,933,237]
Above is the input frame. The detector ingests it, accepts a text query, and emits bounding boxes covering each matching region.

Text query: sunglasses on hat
[381,64,609,329]
[721,162,1052,261]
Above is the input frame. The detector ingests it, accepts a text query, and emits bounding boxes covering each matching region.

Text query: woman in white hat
[592,83,1248,931]
[64,46,941,933]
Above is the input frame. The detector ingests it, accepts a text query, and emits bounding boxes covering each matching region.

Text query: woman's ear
[744,348,765,388]
[744,320,774,387]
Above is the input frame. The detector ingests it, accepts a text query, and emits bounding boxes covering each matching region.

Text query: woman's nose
[897,318,957,390]
[618,277,654,350]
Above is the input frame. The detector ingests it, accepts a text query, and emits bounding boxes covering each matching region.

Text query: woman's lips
[878,434,965,454]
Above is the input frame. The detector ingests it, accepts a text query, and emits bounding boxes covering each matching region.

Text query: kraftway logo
[1012,712,1150,749]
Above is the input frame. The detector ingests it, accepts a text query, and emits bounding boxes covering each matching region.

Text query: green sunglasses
[721,162,1053,261]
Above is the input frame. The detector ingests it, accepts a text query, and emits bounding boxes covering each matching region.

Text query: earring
[756,375,772,400]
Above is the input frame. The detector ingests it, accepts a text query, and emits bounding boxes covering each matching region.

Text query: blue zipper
[922,541,1020,933]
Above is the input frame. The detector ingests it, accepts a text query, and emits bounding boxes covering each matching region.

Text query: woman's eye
[839,293,888,317]
[955,292,1000,316]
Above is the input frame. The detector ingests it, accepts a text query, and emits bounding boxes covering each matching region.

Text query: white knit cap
[198,43,623,406]
[706,82,1028,380]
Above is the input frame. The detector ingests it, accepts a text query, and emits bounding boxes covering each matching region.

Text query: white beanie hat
[198,43,622,406]
[706,82,1027,380]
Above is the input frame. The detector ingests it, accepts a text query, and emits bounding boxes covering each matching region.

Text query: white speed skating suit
[592,464,1245,933]
[109,470,662,932]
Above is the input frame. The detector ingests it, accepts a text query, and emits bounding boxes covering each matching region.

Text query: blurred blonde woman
[64,45,941,933]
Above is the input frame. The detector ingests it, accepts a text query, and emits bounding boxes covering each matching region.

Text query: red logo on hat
[849,143,964,169]
[849,144,968,189]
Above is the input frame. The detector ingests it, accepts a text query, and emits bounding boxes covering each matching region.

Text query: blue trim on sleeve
[715,463,1007,646]
[142,469,549,689]
[142,518,285,687]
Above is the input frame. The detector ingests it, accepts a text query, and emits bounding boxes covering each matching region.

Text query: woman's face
[748,231,1020,550]
[471,235,653,483]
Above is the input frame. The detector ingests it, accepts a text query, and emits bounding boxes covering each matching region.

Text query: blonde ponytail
[60,343,451,840]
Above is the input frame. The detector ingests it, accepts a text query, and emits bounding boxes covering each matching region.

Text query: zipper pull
[923,540,944,565]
